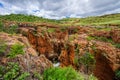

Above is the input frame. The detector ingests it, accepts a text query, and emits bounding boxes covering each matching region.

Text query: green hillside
[60,13,120,26]
[0,13,120,27]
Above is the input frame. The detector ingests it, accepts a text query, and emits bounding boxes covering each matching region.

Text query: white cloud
[0,0,120,19]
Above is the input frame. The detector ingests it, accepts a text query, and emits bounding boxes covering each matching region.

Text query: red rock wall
[94,52,115,80]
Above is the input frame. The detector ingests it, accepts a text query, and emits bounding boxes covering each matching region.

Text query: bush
[114,43,120,49]
[33,71,43,80]
[115,70,120,79]
[0,62,30,80]
[0,22,18,34]
[88,74,98,80]
[8,25,18,34]
[79,52,96,74]
[7,43,24,58]
[0,40,7,56]
[16,72,30,80]
[0,22,4,32]
[47,28,56,33]
[43,67,84,80]
[60,26,68,32]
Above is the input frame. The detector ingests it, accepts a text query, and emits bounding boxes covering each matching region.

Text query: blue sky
[0,0,120,19]
[0,2,3,7]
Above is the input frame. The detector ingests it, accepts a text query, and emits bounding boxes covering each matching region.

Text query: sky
[0,0,120,19]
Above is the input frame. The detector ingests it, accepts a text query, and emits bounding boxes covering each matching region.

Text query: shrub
[114,43,120,49]
[0,23,18,34]
[86,36,94,41]
[43,67,84,80]
[33,71,43,80]
[88,74,98,80]
[79,52,96,74]
[8,25,18,34]
[0,62,30,80]
[7,43,24,58]
[60,26,68,32]
[0,40,7,56]
[115,70,120,79]
[16,72,30,80]
[0,22,4,32]
[47,28,56,33]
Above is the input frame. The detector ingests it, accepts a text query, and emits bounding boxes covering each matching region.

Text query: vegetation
[114,43,120,49]
[88,74,98,80]
[0,22,4,32]
[7,43,24,58]
[33,71,43,80]
[0,22,18,34]
[0,62,30,80]
[0,13,120,80]
[87,36,120,48]
[43,67,84,80]
[0,14,60,24]
[60,13,120,26]
[0,39,7,56]
[47,28,56,33]
[80,52,96,74]
[1,13,120,27]
[87,36,113,42]
[115,70,120,79]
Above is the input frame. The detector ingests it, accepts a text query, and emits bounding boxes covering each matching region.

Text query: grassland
[0,13,120,27]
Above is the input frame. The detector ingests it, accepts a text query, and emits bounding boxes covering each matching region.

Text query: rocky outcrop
[0,32,53,79]
[111,29,120,43]
[93,41,120,80]
[72,35,120,80]
[10,23,120,80]
[91,30,110,38]
[94,52,115,80]
[27,28,69,61]
[27,29,55,59]
[59,43,75,67]
[91,29,120,43]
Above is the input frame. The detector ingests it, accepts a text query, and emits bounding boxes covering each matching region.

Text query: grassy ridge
[0,13,120,26]
[0,14,60,24]
[60,13,120,26]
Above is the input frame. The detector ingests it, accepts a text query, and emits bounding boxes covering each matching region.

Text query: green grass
[7,43,24,58]
[60,13,120,26]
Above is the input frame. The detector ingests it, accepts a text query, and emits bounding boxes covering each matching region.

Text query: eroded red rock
[59,43,75,67]
[111,29,120,43]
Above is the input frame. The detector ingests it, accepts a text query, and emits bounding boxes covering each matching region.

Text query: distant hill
[60,13,120,26]
[0,13,120,27]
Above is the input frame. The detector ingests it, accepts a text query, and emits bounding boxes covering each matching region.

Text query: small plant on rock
[7,43,24,58]
[80,52,96,74]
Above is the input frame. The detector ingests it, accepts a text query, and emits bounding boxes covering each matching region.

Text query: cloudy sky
[0,0,120,19]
